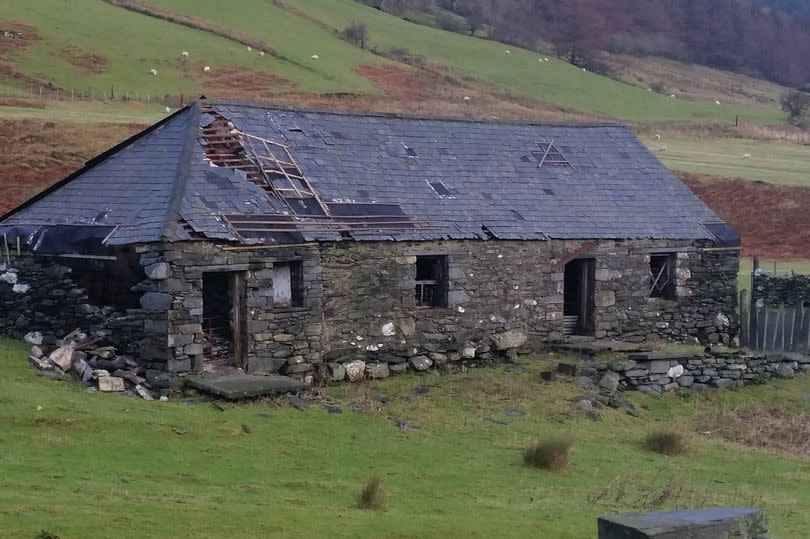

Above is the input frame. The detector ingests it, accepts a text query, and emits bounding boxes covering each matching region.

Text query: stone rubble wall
[152,238,738,382]
[0,255,147,353]
[752,271,810,307]
[589,351,809,395]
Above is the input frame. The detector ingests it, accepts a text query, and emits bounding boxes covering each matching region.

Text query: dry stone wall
[752,270,810,307]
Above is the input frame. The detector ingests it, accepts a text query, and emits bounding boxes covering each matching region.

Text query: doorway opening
[563,259,595,336]
[202,271,246,372]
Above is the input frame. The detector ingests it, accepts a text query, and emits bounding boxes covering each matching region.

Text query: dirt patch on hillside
[680,171,810,259]
[0,97,46,108]
[59,45,107,75]
[356,64,429,101]
[0,21,39,53]
[0,120,143,215]
[204,66,293,99]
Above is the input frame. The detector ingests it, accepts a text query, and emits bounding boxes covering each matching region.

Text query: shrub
[342,21,368,49]
[358,474,384,510]
[435,12,469,34]
[523,437,573,471]
[644,428,690,456]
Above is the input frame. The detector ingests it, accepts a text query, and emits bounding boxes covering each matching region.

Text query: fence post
[740,289,750,348]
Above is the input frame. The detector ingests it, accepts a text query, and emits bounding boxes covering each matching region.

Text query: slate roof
[0,99,735,247]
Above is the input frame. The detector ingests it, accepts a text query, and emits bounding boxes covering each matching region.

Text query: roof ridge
[160,101,201,241]
[201,98,628,129]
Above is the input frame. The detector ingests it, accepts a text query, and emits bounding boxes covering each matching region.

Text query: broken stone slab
[186,374,308,400]
[343,360,366,382]
[144,262,170,280]
[28,354,53,370]
[24,331,43,346]
[490,329,528,351]
[134,384,154,400]
[409,355,433,371]
[73,356,90,378]
[98,376,126,392]
[597,508,767,539]
[366,362,390,379]
[48,344,76,371]
[113,369,145,386]
[30,345,44,359]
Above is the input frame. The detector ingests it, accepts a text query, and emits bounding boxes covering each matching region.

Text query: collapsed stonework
[0,237,739,387]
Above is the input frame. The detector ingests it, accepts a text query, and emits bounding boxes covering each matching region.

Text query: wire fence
[0,84,191,107]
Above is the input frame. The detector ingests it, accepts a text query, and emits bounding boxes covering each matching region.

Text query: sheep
[582,68,586,71]
[259,51,265,57]
[149,68,157,76]
[181,51,189,60]
[654,134,661,140]
[247,46,252,52]
[311,54,319,60]
[505,50,511,54]
[669,94,676,98]
[715,100,721,105]
[164,106,170,113]
[648,88,653,92]
[203,65,211,73]
[544,57,549,62]
[742,153,751,159]
[463,96,471,101]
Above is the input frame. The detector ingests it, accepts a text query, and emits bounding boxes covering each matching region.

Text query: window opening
[415,255,448,308]
[649,254,676,299]
[273,261,304,308]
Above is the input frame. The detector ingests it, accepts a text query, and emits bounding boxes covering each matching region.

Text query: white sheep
[742,153,752,159]
[654,134,661,140]
[715,100,721,105]
[669,94,676,98]
[648,88,653,92]
[463,96,471,101]
[247,46,252,52]
[259,51,265,57]
[181,51,189,59]
[203,66,211,73]
[149,68,157,76]
[164,106,170,113]
[505,50,511,54]
[544,57,549,62]
[311,54,319,60]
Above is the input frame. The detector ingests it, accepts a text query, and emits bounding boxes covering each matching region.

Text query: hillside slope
[0,0,788,123]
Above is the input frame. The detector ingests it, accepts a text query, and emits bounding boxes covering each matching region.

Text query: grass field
[0,99,168,123]
[2,336,810,538]
[0,0,786,123]
[641,135,810,186]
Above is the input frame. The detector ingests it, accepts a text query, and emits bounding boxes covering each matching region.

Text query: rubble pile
[25,328,170,400]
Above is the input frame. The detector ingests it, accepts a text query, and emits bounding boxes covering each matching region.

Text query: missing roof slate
[429,181,451,196]
[405,146,418,158]
[533,140,574,170]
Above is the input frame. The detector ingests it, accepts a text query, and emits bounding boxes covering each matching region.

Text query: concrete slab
[554,339,647,355]
[186,374,308,400]
[598,508,767,539]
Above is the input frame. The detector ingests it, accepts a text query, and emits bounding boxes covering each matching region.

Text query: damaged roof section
[0,100,735,248]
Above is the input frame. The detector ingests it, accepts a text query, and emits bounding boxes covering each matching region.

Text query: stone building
[0,100,740,382]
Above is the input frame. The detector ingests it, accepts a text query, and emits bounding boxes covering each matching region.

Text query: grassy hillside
[0,0,788,123]
[640,135,810,187]
[1,336,810,538]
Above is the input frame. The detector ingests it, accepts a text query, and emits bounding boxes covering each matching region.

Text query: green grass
[0,0,787,123]
[0,0,378,97]
[640,135,810,186]
[0,99,168,123]
[288,0,784,123]
[2,336,810,537]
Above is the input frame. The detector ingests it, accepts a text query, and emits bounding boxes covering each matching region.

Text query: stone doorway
[202,271,247,372]
[564,259,595,336]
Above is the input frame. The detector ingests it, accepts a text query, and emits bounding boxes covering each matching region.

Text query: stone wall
[0,254,149,353]
[148,238,738,381]
[752,270,810,307]
[588,350,808,395]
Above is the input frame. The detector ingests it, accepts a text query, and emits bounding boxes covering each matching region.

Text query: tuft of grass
[644,428,690,456]
[523,437,573,471]
[357,474,385,510]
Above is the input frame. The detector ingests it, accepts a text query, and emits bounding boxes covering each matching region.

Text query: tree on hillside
[342,21,369,49]
[780,90,810,123]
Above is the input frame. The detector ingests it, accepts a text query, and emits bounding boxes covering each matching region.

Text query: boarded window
[415,255,448,308]
[273,261,304,308]
[649,254,676,299]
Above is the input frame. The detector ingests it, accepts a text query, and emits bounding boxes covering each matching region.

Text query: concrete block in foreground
[598,508,768,539]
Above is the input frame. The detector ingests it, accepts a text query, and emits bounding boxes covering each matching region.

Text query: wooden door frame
[231,271,247,369]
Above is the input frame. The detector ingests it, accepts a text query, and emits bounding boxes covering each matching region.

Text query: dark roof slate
[0,100,730,245]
